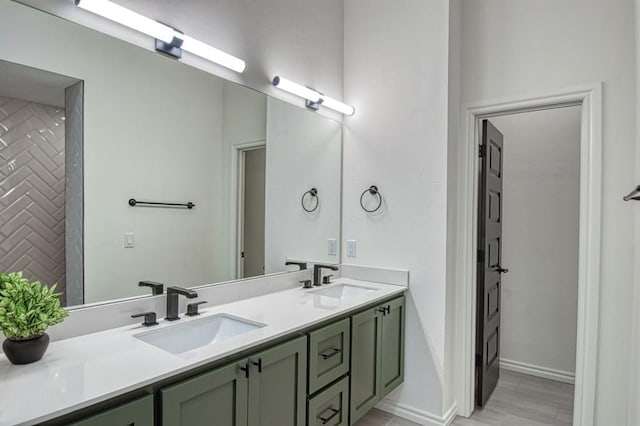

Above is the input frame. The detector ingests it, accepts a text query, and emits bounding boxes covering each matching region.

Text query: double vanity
[0,272,406,426]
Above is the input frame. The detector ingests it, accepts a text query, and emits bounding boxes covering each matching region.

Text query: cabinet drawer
[307,376,349,426]
[308,318,350,394]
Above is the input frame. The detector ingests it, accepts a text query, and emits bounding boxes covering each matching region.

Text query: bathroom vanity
[0,277,405,426]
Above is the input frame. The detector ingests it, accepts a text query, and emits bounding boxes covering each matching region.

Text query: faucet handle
[186,301,207,316]
[322,275,334,285]
[131,312,158,326]
[300,280,313,289]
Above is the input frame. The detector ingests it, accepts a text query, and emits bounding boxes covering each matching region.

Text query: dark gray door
[476,119,508,407]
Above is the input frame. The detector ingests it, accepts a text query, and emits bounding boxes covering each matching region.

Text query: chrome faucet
[165,286,198,321]
[313,264,339,286]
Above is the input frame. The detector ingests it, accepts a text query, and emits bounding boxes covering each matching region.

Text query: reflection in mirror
[0,1,341,308]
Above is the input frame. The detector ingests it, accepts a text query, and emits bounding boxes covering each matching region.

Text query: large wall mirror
[0,1,342,308]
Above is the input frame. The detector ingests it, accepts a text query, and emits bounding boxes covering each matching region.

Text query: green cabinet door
[380,296,405,398]
[70,394,153,426]
[350,295,406,425]
[349,306,383,424]
[247,335,307,426]
[160,360,249,426]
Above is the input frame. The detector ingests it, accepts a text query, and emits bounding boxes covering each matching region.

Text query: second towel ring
[301,187,319,212]
[360,185,383,213]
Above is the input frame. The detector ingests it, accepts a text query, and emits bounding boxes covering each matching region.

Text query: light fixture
[272,75,355,116]
[75,0,246,73]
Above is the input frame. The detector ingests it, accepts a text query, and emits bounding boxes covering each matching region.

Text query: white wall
[0,2,228,303]
[343,0,453,420]
[221,81,267,280]
[264,98,342,273]
[460,1,636,423]
[15,0,345,122]
[490,107,581,377]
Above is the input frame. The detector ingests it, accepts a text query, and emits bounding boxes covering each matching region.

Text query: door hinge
[475,354,482,367]
[241,251,245,258]
[479,145,487,158]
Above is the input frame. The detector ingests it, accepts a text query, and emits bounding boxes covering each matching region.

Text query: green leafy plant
[0,272,68,340]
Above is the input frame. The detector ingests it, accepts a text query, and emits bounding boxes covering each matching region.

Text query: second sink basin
[311,283,377,300]
[134,313,265,354]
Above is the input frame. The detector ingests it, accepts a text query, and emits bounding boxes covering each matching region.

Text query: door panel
[242,147,266,278]
[476,119,505,407]
[160,361,248,426]
[349,307,382,424]
[70,395,153,426]
[380,297,405,398]
[248,336,307,426]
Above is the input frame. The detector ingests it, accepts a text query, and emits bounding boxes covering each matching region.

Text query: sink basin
[134,314,265,354]
[311,284,377,300]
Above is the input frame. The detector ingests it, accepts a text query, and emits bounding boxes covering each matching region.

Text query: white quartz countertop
[0,278,405,425]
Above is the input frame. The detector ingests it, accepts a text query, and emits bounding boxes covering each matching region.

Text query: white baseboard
[500,358,575,384]
[375,400,457,426]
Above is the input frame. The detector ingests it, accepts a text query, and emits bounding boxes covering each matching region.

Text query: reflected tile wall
[0,95,66,302]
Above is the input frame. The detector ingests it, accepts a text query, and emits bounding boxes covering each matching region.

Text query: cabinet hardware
[377,305,390,316]
[318,407,340,424]
[252,358,263,373]
[239,362,250,379]
[320,347,342,360]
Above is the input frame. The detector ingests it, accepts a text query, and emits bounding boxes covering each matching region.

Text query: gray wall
[491,107,581,379]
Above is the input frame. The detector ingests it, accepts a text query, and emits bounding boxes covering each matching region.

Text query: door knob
[496,267,509,274]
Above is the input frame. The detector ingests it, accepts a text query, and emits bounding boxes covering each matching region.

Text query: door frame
[230,140,266,279]
[454,83,602,426]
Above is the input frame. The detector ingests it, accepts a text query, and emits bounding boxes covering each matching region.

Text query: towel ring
[301,188,319,212]
[360,185,383,213]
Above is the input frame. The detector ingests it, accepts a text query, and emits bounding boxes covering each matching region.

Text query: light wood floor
[355,370,575,426]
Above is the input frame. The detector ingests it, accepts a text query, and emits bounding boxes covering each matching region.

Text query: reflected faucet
[285,261,307,271]
[313,264,339,286]
[165,286,198,321]
[139,280,164,295]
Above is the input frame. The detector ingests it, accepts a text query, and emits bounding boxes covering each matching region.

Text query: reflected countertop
[0,278,405,426]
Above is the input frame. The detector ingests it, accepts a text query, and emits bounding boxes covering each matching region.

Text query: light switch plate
[328,238,337,255]
[124,232,135,248]
[347,240,356,257]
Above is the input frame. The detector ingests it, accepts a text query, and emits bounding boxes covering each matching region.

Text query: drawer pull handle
[239,362,250,379]
[318,407,340,424]
[320,347,342,360]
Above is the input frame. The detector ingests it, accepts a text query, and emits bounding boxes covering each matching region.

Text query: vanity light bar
[74,0,246,73]
[320,95,355,116]
[75,0,175,43]
[179,35,245,73]
[272,76,321,103]
[272,76,355,116]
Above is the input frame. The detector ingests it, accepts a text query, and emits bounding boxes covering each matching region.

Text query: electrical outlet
[347,240,356,257]
[124,232,135,248]
[328,238,337,255]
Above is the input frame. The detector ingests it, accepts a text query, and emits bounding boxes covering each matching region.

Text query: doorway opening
[455,84,603,426]
[474,106,581,423]
[233,142,266,279]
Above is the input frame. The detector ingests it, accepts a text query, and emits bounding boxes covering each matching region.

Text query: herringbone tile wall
[0,95,66,304]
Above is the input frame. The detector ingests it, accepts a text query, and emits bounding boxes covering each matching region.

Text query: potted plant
[0,272,68,365]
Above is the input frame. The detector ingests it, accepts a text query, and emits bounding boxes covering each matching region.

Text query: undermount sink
[311,283,377,300]
[134,313,265,354]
